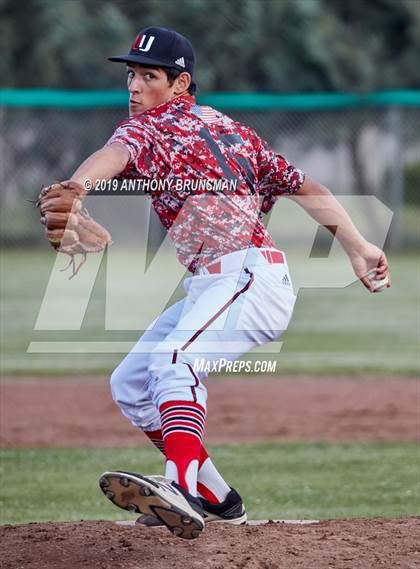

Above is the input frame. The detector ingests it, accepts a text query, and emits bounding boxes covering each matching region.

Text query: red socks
[159,400,205,496]
[145,406,229,503]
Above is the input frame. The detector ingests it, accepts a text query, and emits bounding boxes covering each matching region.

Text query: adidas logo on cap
[175,57,185,67]
[282,274,290,286]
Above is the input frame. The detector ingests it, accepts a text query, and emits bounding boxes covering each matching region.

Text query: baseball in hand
[368,271,389,292]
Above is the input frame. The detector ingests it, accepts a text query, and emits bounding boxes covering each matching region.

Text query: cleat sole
[99,472,204,540]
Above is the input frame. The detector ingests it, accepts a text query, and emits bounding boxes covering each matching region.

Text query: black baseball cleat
[201,487,247,524]
[99,471,205,540]
[136,486,247,527]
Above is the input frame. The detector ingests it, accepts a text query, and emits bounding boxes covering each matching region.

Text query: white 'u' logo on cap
[138,35,155,52]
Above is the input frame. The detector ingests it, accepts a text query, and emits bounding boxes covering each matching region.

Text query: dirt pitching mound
[1,519,419,569]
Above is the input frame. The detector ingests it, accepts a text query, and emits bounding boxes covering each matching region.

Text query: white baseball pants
[110,248,296,431]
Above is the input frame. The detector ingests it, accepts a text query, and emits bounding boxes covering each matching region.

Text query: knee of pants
[109,353,149,405]
[147,347,207,410]
[110,360,162,431]
[110,364,124,403]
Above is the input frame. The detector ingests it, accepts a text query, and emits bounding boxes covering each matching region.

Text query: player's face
[127,64,176,116]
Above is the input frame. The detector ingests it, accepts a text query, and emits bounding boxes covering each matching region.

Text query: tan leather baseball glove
[37,180,112,278]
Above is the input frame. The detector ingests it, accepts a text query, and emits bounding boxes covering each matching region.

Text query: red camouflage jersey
[106,94,305,272]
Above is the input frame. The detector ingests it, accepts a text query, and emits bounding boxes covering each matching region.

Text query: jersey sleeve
[253,133,305,214]
[105,118,148,168]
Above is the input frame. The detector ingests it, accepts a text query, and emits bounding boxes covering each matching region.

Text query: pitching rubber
[99,471,204,540]
[116,518,319,527]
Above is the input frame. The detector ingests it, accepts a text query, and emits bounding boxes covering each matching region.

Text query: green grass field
[1,249,419,376]
[0,444,418,524]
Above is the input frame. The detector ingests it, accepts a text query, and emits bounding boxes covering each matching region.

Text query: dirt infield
[1,518,419,569]
[1,376,419,446]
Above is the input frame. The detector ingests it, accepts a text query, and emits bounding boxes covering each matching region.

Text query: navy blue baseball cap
[108,26,195,77]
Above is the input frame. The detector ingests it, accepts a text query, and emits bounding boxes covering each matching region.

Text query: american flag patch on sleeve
[191,104,220,125]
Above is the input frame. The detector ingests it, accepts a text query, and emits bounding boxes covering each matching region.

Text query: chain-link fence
[1,91,419,249]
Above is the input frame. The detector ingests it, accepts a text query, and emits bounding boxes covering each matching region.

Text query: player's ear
[173,72,191,95]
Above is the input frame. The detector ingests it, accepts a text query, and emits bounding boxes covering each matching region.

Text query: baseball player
[38,26,391,539]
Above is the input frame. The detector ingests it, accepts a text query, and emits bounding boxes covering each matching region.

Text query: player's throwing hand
[348,242,391,293]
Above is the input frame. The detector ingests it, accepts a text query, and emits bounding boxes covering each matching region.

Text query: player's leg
[147,261,295,498]
[145,274,240,498]
[103,294,242,536]
[141,427,230,503]
[109,296,231,503]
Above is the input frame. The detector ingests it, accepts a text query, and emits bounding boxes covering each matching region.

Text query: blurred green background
[2,0,420,91]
